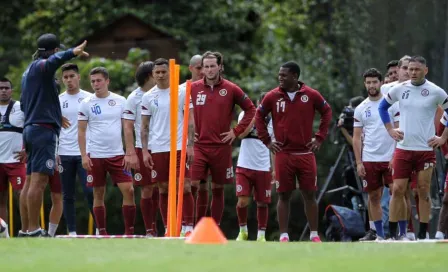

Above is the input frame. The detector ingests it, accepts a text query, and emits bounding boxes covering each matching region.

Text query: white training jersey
[0,102,24,163]
[237,111,273,171]
[380,81,397,96]
[123,87,148,149]
[59,89,91,156]
[354,97,399,162]
[385,80,448,151]
[78,92,126,158]
[141,85,192,153]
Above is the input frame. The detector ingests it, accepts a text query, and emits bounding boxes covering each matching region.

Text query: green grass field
[0,239,447,272]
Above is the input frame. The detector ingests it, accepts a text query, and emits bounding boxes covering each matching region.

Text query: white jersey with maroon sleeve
[0,102,24,163]
[59,89,91,156]
[123,87,146,149]
[141,85,192,153]
[385,80,448,151]
[78,92,126,158]
[354,97,399,162]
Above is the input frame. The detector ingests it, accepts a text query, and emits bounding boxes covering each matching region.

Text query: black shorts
[23,125,57,176]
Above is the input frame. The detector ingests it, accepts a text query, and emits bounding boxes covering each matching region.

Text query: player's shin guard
[159,193,168,228]
[196,189,209,223]
[211,188,224,225]
[257,206,268,231]
[122,205,136,235]
[140,198,153,235]
[93,206,107,235]
[183,192,194,226]
[237,206,248,226]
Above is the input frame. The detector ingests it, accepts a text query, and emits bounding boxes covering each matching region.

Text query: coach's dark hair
[153,58,168,66]
[398,55,411,67]
[349,96,365,109]
[281,61,301,78]
[363,68,382,82]
[135,61,154,87]
[0,77,12,89]
[409,55,427,66]
[386,60,398,70]
[202,51,224,66]
[61,63,79,74]
[89,67,109,79]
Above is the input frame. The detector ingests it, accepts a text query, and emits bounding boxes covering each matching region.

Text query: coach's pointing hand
[221,130,236,145]
[82,154,93,171]
[73,40,89,57]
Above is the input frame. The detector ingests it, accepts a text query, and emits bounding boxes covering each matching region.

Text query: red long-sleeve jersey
[191,77,255,146]
[255,83,332,153]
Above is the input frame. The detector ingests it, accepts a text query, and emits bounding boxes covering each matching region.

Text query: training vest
[0,100,23,133]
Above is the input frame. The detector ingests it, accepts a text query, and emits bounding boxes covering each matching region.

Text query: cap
[37,33,61,51]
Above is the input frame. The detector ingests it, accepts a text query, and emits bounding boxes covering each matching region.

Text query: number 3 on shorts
[16,177,22,185]
[226,167,234,179]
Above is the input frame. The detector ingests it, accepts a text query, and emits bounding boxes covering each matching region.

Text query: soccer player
[0,78,26,231]
[381,56,410,96]
[379,55,448,240]
[123,61,157,236]
[386,60,399,82]
[235,92,273,242]
[436,112,448,240]
[384,73,391,84]
[140,58,195,236]
[59,63,94,236]
[78,67,135,235]
[190,51,256,226]
[20,33,88,237]
[255,61,332,242]
[353,68,399,241]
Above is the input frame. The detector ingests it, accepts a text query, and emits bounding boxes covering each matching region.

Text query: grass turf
[0,239,446,271]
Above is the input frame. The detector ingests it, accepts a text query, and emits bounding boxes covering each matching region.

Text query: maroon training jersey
[255,83,332,153]
[191,77,256,146]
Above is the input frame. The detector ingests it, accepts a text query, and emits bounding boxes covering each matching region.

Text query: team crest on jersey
[108,100,116,106]
[301,95,309,103]
[219,89,227,96]
[46,159,54,169]
[134,173,142,181]
[362,180,367,188]
[87,175,93,183]
[58,165,63,173]
[421,89,429,97]
[78,98,84,103]
[152,170,157,178]
[236,185,242,192]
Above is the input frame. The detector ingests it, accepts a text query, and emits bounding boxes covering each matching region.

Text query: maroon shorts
[86,155,133,188]
[191,145,233,184]
[150,151,189,183]
[392,148,436,179]
[48,166,62,193]
[362,162,392,192]
[133,148,154,186]
[275,152,317,193]
[0,163,26,192]
[235,167,272,204]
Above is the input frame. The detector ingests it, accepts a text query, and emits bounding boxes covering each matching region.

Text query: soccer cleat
[236,231,248,241]
[28,229,50,238]
[375,236,385,242]
[359,229,377,241]
[279,236,289,242]
[184,231,192,238]
[257,236,266,242]
[406,232,416,241]
[311,236,322,243]
[397,234,410,241]
[17,230,28,238]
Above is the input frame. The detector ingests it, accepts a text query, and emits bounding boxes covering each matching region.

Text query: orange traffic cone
[185,217,228,244]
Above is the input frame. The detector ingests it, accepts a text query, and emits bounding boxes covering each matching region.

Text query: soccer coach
[20,33,88,237]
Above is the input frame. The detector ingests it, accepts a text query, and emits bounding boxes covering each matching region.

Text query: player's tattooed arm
[188,108,195,146]
[141,115,150,151]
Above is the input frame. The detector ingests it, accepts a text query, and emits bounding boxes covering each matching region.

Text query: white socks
[435,231,445,240]
[369,221,376,231]
[48,223,58,237]
[280,233,289,240]
[310,231,319,239]
[257,230,265,238]
[240,225,248,232]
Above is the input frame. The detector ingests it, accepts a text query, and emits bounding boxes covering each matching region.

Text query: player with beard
[379,56,448,240]
[255,61,332,242]
[353,68,399,240]
[190,52,256,226]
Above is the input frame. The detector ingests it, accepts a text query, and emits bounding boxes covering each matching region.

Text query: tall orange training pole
[168,59,179,237]
[176,80,191,236]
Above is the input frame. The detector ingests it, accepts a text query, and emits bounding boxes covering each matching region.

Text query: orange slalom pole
[88,213,94,235]
[176,80,191,236]
[40,203,45,230]
[168,59,179,237]
[8,183,13,237]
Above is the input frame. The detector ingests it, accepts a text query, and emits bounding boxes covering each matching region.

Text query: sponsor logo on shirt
[421,89,429,97]
[219,89,227,96]
[108,100,116,106]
